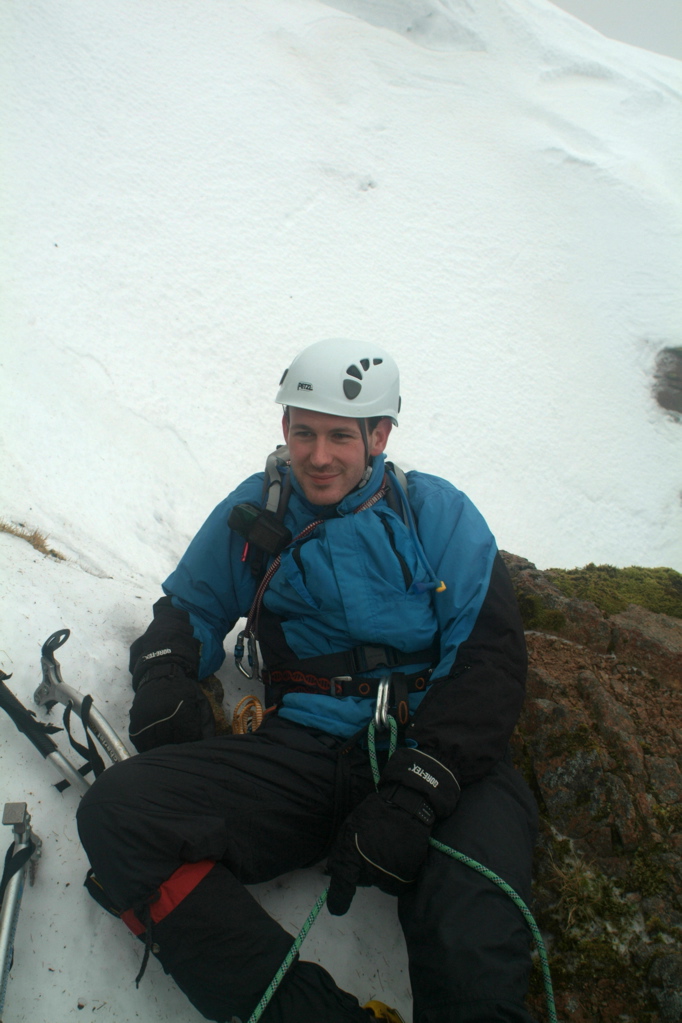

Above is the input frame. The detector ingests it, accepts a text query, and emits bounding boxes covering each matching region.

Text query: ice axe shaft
[0,802,42,1018]
[0,671,91,795]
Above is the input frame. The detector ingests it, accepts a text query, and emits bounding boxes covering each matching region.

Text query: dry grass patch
[0,519,66,560]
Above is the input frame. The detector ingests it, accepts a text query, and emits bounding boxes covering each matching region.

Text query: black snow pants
[76,714,538,1023]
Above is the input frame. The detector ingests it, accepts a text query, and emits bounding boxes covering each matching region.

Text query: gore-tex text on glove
[378,747,460,818]
[129,596,200,691]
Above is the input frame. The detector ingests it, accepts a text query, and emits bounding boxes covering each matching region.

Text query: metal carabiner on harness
[373,676,391,732]
[235,630,260,680]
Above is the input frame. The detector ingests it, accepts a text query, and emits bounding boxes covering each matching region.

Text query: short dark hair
[283,407,384,432]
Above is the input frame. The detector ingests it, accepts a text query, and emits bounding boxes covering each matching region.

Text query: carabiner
[374,676,391,732]
[235,630,258,680]
[247,633,261,680]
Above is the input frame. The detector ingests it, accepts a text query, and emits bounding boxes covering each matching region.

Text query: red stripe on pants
[121,859,215,936]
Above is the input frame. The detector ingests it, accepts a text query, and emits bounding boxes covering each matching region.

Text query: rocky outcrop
[503,554,682,1023]
[653,346,682,418]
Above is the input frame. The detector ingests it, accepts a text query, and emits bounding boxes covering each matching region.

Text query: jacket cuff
[129,596,201,687]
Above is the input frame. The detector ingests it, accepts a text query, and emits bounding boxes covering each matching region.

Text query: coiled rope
[231,696,264,734]
[246,718,559,1023]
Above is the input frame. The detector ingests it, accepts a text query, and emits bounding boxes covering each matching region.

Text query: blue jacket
[161,453,526,785]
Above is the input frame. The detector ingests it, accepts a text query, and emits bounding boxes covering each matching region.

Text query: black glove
[326,749,460,916]
[128,597,214,753]
[128,664,216,753]
[326,790,433,916]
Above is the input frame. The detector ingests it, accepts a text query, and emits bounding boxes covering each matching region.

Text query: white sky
[551,0,682,61]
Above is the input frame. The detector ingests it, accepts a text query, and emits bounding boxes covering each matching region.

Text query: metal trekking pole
[34,630,130,765]
[0,802,42,1020]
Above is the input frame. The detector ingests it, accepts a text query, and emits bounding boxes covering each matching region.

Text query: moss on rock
[517,592,567,631]
[546,564,682,619]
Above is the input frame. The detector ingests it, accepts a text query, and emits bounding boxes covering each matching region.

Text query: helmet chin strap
[357,418,373,488]
[358,418,369,461]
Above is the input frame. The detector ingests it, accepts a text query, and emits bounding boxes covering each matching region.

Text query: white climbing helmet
[275,338,401,425]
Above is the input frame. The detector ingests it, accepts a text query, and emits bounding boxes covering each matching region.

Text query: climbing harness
[232,447,445,707]
[245,709,559,1023]
[260,666,432,723]
[234,478,390,681]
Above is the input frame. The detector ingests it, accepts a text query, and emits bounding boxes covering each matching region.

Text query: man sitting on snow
[77,338,538,1023]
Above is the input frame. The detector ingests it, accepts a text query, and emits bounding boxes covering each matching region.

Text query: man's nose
[310,436,332,465]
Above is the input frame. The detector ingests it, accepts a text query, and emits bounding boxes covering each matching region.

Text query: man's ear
[369,418,392,456]
[282,412,290,443]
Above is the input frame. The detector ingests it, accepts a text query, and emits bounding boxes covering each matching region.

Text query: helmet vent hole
[373,358,383,366]
[343,379,362,400]
[360,358,370,371]
[346,364,363,380]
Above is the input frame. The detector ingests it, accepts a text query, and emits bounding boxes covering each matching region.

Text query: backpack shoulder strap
[383,460,410,524]
[262,445,290,516]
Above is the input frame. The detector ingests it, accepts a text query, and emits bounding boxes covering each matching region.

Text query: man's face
[282,407,392,505]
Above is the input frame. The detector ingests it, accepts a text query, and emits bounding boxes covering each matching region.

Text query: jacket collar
[288,453,387,519]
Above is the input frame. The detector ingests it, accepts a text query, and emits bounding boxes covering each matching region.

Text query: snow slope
[1,1,680,1020]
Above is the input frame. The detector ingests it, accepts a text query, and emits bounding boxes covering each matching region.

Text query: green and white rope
[246,887,329,1023]
[246,716,559,1023]
[367,716,557,1020]
[427,839,558,1023]
[367,716,398,783]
